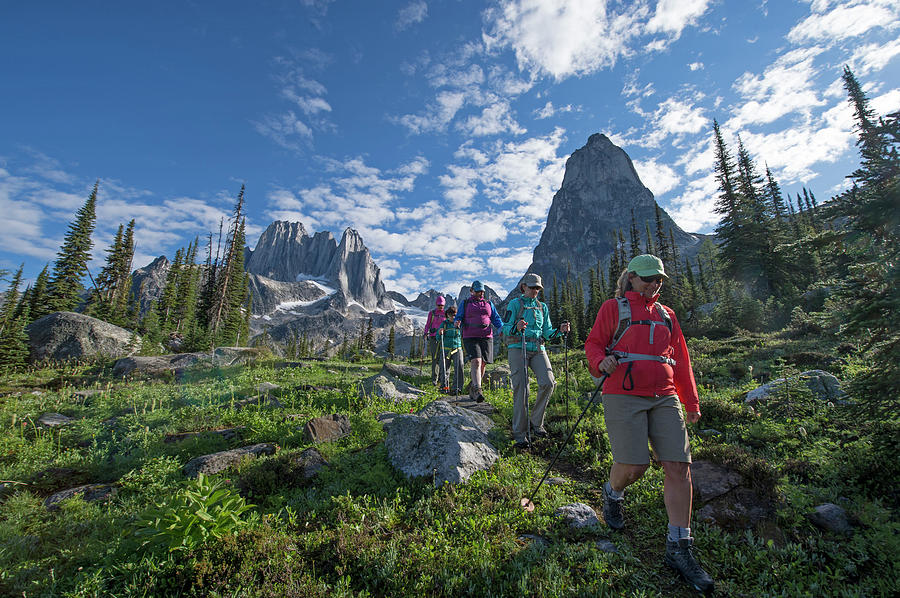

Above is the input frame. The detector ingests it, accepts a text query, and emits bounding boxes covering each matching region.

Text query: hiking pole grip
[521,373,608,512]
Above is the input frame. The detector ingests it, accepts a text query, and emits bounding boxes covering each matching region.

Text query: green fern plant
[134,473,256,552]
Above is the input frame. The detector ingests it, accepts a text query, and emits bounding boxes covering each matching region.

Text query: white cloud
[445,128,567,222]
[646,0,711,39]
[728,47,826,129]
[483,0,649,80]
[535,101,577,119]
[666,174,720,233]
[849,36,900,75]
[253,112,313,150]
[788,1,899,44]
[640,95,709,147]
[633,158,680,196]
[457,101,527,136]
[688,61,704,71]
[396,1,428,31]
[396,90,467,134]
[486,250,533,278]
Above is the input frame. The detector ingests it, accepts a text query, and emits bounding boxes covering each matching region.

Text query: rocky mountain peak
[524,133,702,292]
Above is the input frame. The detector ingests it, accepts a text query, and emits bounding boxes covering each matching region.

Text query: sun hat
[627,254,669,279]
[471,280,485,291]
[522,273,543,289]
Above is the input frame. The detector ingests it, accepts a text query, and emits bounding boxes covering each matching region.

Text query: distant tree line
[0,185,252,367]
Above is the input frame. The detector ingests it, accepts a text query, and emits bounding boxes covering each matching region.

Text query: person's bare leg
[661,461,692,528]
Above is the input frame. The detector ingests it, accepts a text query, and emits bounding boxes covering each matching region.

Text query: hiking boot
[665,538,715,593]
[475,393,485,403]
[514,440,530,449]
[602,484,625,530]
[530,426,548,438]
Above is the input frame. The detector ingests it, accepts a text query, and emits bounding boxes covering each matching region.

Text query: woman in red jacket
[584,254,713,593]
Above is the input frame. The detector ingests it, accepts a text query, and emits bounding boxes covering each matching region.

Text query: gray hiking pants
[509,347,556,443]
[438,347,465,394]
[428,336,440,384]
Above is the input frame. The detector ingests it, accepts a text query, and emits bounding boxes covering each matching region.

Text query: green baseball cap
[627,254,669,279]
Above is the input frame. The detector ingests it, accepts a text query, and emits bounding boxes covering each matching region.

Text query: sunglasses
[639,275,664,284]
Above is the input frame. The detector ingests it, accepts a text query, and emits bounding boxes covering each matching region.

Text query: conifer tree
[365,318,374,351]
[654,204,670,265]
[829,67,900,414]
[47,181,98,312]
[210,188,249,346]
[0,303,30,369]
[629,209,641,258]
[644,221,655,255]
[157,247,183,331]
[28,265,51,321]
[0,264,24,336]
[388,325,396,356]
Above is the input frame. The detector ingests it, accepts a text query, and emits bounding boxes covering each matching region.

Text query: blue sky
[1,0,898,299]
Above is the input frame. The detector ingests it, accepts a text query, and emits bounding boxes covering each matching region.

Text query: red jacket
[584,291,699,412]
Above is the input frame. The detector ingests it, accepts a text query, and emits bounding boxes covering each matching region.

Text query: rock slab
[182,443,276,478]
[44,484,117,510]
[27,311,140,363]
[302,414,352,443]
[745,370,844,404]
[383,400,497,485]
[359,372,426,403]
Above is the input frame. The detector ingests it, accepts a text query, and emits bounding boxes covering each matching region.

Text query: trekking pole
[439,329,447,392]
[522,326,530,445]
[563,326,570,437]
[520,373,608,512]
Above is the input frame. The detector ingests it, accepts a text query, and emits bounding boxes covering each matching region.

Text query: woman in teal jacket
[438,305,465,394]
[501,273,570,448]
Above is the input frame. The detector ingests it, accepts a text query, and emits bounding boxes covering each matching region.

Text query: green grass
[0,335,897,597]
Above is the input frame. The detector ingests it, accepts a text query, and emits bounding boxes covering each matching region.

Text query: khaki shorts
[601,394,691,464]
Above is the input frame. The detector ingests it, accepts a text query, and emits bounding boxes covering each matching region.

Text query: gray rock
[182,443,277,478]
[376,412,399,426]
[44,484,116,510]
[232,395,283,410]
[302,414,352,443]
[700,428,723,438]
[691,460,744,502]
[554,502,600,528]
[38,413,74,427]
[808,503,853,534]
[695,487,773,529]
[256,382,280,394]
[359,372,426,403]
[381,362,422,380]
[293,447,329,479]
[26,311,140,363]
[72,389,104,401]
[595,539,619,554]
[745,370,844,405]
[164,427,245,444]
[212,347,263,366]
[545,477,568,486]
[384,400,498,485]
[112,353,208,378]
[486,365,511,390]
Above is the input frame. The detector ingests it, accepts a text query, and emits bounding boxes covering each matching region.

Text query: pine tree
[388,325,396,356]
[28,265,51,321]
[0,303,30,369]
[629,209,641,258]
[210,189,249,346]
[0,264,24,336]
[654,204,670,265]
[47,181,98,312]
[157,247,183,331]
[644,221,655,255]
[365,318,374,351]
[829,67,900,415]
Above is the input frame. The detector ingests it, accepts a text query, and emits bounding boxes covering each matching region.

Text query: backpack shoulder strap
[655,303,672,331]
[608,296,632,350]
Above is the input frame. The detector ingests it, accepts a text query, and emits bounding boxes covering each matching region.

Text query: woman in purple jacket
[454,280,503,403]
